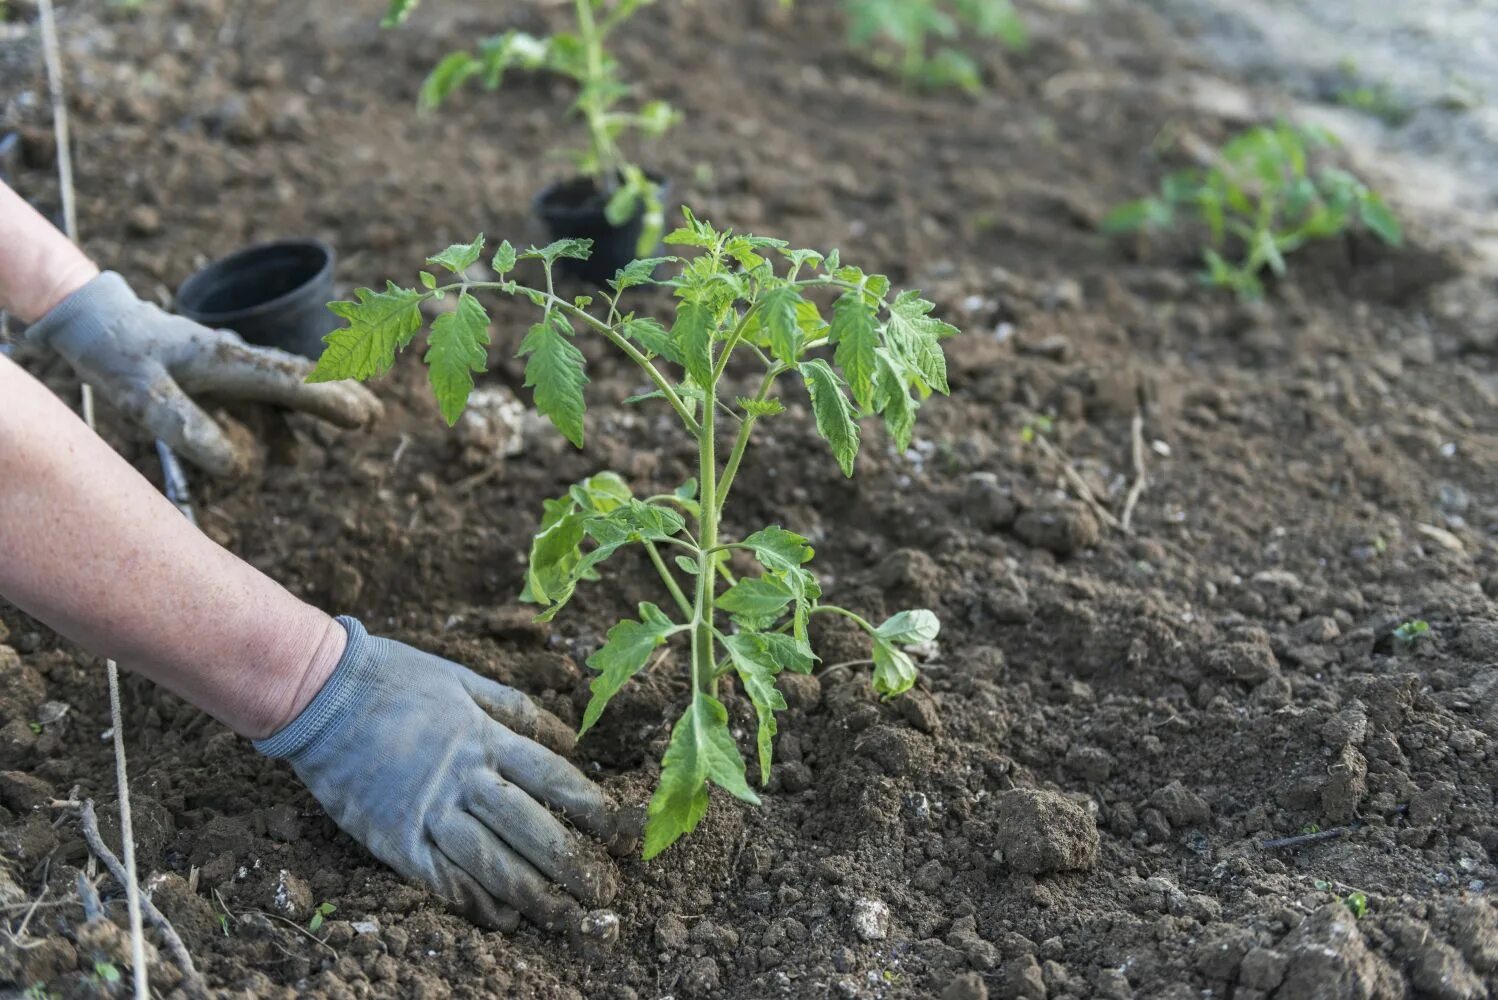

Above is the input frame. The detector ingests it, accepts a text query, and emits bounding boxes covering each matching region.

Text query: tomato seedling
[383,0,677,258]
[1102,122,1402,299]
[845,0,1027,92]
[310,210,952,857]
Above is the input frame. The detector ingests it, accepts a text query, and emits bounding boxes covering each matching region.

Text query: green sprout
[1102,122,1403,299]
[1343,890,1369,918]
[845,0,1027,93]
[384,0,677,256]
[308,901,336,933]
[92,962,121,985]
[309,210,952,857]
[1393,619,1429,643]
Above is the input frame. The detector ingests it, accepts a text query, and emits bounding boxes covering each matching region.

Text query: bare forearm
[0,179,99,323]
[0,354,339,737]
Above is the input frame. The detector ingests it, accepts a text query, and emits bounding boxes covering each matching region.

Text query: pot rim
[176,237,336,326]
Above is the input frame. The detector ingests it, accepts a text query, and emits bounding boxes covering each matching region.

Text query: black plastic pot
[533,174,670,285]
[175,238,337,360]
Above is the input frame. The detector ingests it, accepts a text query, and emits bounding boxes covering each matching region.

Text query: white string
[37,2,150,996]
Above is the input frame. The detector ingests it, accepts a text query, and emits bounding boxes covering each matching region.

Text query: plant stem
[645,542,694,619]
[574,0,619,188]
[691,379,719,698]
[811,603,878,634]
[716,366,781,509]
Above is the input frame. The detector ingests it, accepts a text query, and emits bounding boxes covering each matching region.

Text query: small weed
[1343,890,1369,918]
[1393,619,1430,643]
[845,0,1026,93]
[92,962,122,985]
[308,901,336,933]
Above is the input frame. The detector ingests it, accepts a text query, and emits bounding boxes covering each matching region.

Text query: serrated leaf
[664,207,721,249]
[877,609,941,645]
[517,313,588,447]
[644,692,758,859]
[581,603,675,735]
[427,234,485,275]
[522,473,632,608]
[871,634,918,697]
[622,316,680,365]
[830,290,880,409]
[760,631,816,673]
[670,300,716,386]
[423,291,490,425]
[872,348,918,449]
[739,397,785,418]
[758,286,805,363]
[720,633,789,784]
[492,240,517,276]
[610,256,675,292]
[674,555,701,575]
[1358,195,1402,246]
[521,238,595,267]
[884,291,952,395]
[799,359,860,477]
[718,575,795,623]
[310,282,426,383]
[741,526,814,573]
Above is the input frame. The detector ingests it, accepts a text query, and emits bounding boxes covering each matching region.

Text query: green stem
[691,378,719,698]
[574,0,619,187]
[811,603,878,634]
[715,366,781,510]
[645,542,694,619]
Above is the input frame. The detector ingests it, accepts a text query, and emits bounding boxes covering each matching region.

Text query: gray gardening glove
[254,617,630,936]
[25,271,381,477]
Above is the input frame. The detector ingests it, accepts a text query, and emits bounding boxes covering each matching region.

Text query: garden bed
[2,0,1495,997]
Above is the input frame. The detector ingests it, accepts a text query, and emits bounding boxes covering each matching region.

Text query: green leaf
[423,291,490,425]
[718,575,795,623]
[884,291,952,395]
[873,349,918,449]
[610,256,676,292]
[419,271,438,290]
[799,359,860,477]
[644,692,758,859]
[871,634,918,697]
[720,633,789,784]
[492,240,517,276]
[534,498,685,621]
[1358,195,1402,246]
[876,609,941,644]
[674,554,700,575]
[521,473,632,607]
[427,234,485,275]
[740,526,814,573]
[419,51,482,111]
[760,631,816,674]
[381,0,420,27]
[1100,198,1172,234]
[670,300,717,386]
[622,316,680,365]
[521,239,595,267]
[581,603,675,734]
[758,286,805,363]
[517,313,588,447]
[740,396,785,418]
[310,282,426,383]
[830,290,881,409]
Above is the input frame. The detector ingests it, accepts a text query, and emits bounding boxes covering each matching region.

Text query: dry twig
[1120,409,1148,532]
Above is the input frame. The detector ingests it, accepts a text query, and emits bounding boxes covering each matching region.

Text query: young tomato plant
[845,0,1027,93]
[309,210,954,857]
[383,0,677,255]
[1102,122,1403,299]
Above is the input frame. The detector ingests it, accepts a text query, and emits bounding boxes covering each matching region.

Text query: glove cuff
[25,271,141,347]
[254,616,380,761]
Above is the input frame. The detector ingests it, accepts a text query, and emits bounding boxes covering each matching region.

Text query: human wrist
[29,256,101,324]
[241,611,347,741]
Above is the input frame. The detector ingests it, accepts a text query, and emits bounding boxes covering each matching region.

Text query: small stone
[1239,947,1288,991]
[1320,744,1368,824]
[898,689,942,733]
[942,971,988,1000]
[0,771,54,812]
[1013,501,1100,556]
[1408,781,1457,826]
[683,956,720,997]
[655,913,688,952]
[1205,642,1280,684]
[1000,953,1047,999]
[126,204,161,236]
[1151,780,1211,828]
[1063,746,1114,783]
[777,672,821,711]
[269,870,313,920]
[851,897,891,941]
[993,789,1099,874]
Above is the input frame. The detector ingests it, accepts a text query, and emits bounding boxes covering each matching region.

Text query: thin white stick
[1120,409,1148,533]
[38,2,149,996]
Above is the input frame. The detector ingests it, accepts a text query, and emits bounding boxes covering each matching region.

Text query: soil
[2,0,1497,998]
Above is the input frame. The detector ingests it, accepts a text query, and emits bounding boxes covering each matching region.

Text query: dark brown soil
[3,0,1497,997]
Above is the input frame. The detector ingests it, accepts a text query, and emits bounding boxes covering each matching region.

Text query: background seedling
[845,0,1027,93]
[1393,619,1429,643]
[307,901,336,933]
[310,210,952,856]
[1102,122,1403,299]
[385,0,678,255]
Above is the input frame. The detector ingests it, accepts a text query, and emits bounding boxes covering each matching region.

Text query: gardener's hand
[255,617,632,936]
[25,271,381,477]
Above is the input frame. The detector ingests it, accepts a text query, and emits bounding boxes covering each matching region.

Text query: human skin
[0,178,340,737]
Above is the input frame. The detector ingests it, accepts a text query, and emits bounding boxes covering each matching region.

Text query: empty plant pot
[175,238,337,360]
[534,173,670,285]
